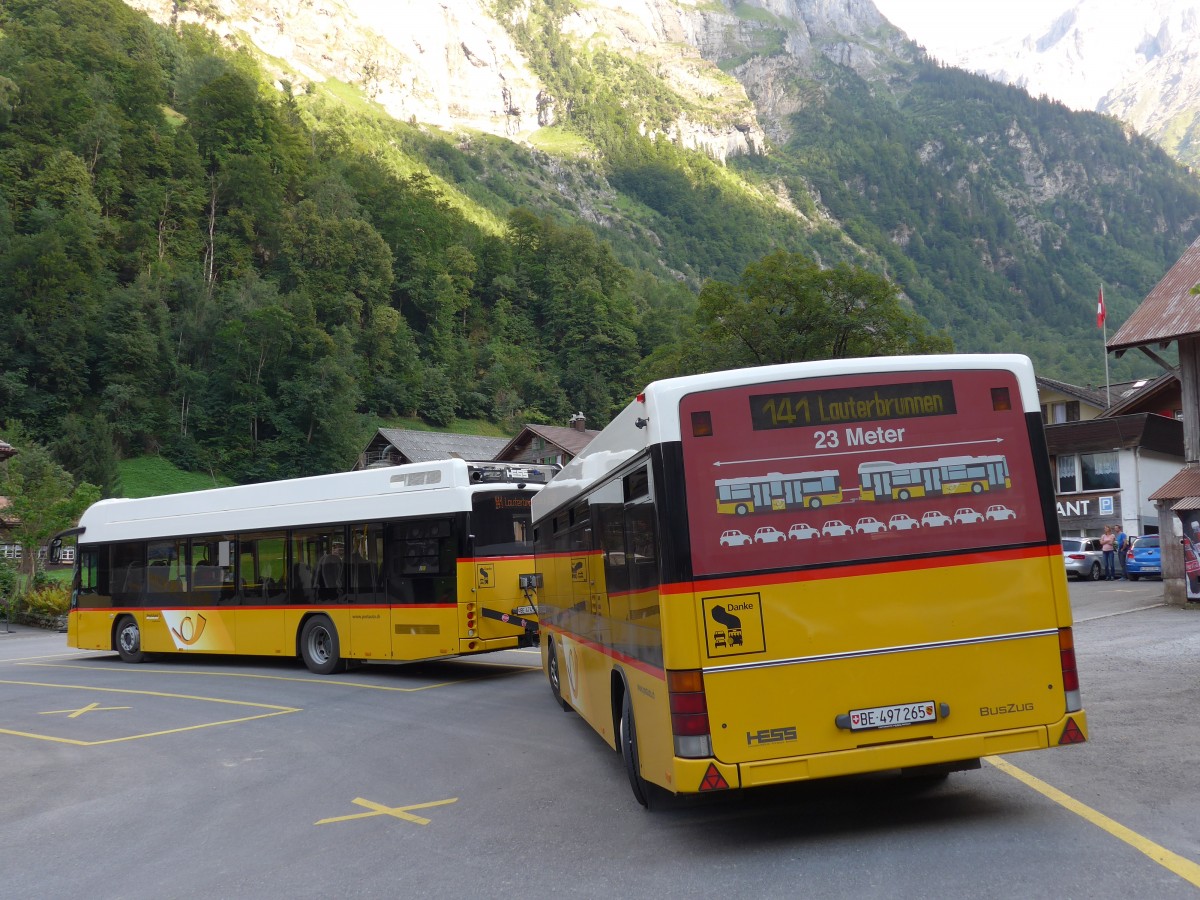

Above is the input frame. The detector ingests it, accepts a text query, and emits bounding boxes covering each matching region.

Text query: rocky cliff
[124,0,909,160]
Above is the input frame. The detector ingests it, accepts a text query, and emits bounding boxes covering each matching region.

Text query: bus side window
[239,531,287,604]
[592,480,628,595]
[147,539,187,605]
[623,467,659,593]
[190,536,236,604]
[349,523,383,603]
[76,548,112,608]
[111,542,145,607]
[384,518,454,604]
[291,528,345,604]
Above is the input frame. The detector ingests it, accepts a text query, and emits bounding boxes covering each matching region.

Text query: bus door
[987,459,1009,489]
[346,523,389,661]
[232,532,288,657]
[922,466,942,496]
[385,518,458,660]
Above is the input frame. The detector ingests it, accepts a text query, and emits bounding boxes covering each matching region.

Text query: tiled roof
[527,424,600,456]
[1109,232,1200,351]
[1100,371,1179,417]
[376,428,509,463]
[0,439,15,459]
[1035,375,1108,410]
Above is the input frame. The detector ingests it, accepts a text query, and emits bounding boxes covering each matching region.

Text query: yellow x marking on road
[40,702,131,719]
[315,796,458,827]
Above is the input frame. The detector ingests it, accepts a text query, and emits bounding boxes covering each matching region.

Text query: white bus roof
[533,354,1038,519]
[79,459,548,545]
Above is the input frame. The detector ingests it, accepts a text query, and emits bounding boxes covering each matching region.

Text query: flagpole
[1101,281,1111,407]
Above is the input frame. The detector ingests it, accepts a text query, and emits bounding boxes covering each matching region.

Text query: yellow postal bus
[67,460,552,673]
[533,355,1087,805]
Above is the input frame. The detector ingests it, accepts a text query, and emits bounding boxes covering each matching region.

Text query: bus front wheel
[115,616,145,664]
[620,690,651,808]
[300,615,342,675]
[547,639,572,712]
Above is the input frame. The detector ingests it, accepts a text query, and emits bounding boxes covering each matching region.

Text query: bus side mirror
[519,573,542,590]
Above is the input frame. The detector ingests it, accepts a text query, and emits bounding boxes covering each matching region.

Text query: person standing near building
[1100,525,1116,580]
[1116,526,1128,580]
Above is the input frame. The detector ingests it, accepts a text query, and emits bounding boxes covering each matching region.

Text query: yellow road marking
[988,756,1200,888]
[21,661,538,691]
[316,797,458,826]
[0,679,299,746]
[0,651,109,664]
[40,701,131,718]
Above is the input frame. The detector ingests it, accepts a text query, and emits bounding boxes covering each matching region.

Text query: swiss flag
[1096,286,1106,329]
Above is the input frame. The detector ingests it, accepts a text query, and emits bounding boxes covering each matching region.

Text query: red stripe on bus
[457,555,535,563]
[540,621,666,680]
[80,603,457,612]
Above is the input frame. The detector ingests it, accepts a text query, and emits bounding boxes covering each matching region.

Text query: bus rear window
[681,369,1044,577]
[472,492,534,557]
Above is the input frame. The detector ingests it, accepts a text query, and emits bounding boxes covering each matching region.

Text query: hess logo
[170,613,208,646]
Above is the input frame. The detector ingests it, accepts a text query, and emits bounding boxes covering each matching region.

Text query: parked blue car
[1126,535,1161,580]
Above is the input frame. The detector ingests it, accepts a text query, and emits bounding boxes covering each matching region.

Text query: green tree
[0,427,100,583]
[685,251,952,373]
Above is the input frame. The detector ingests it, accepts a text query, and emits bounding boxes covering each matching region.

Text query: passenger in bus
[291,560,314,603]
[316,543,344,600]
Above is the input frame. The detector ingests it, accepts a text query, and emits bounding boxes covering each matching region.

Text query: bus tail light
[1059,627,1082,712]
[668,669,712,758]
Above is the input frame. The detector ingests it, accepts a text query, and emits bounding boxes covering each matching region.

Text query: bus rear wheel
[620,690,651,808]
[115,616,145,664]
[300,615,342,674]
[547,639,571,712]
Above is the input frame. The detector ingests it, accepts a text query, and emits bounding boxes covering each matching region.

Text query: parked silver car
[1062,537,1103,581]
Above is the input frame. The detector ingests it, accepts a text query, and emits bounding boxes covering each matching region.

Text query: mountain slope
[113,0,1200,386]
[927,0,1200,168]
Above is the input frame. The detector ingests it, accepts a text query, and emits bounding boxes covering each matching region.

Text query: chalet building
[494,414,600,467]
[1037,375,1186,540]
[1045,413,1184,538]
[353,414,601,473]
[1036,376,1107,423]
[353,429,509,471]
[1108,231,1200,604]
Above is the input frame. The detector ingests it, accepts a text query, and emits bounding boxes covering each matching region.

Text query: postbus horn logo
[171,613,208,646]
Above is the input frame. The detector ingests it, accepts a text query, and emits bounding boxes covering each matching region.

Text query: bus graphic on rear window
[682,370,1040,577]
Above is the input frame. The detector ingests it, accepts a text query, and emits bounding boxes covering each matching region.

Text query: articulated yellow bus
[858,454,1011,502]
[714,469,843,515]
[67,460,553,673]
[533,355,1086,806]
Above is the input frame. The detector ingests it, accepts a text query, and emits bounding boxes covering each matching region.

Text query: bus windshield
[680,368,1042,577]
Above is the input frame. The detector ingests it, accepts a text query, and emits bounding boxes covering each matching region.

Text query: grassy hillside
[117,457,235,498]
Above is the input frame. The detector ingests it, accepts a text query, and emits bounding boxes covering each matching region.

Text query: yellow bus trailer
[533,355,1086,805]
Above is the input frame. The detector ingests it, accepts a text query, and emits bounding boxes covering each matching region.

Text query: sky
[871,0,1067,57]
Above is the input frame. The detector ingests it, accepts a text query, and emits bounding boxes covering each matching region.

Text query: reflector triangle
[1059,717,1086,745]
[699,763,729,791]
